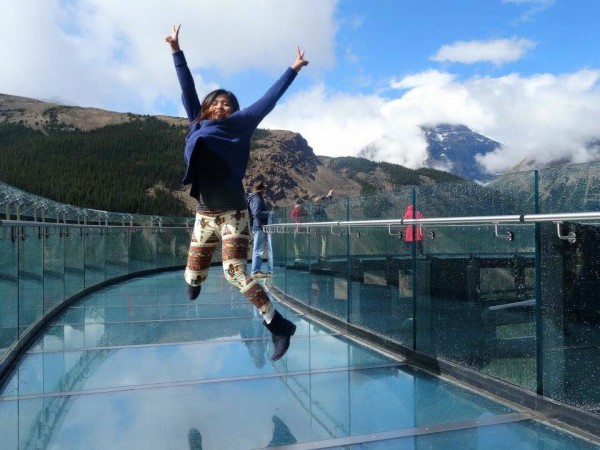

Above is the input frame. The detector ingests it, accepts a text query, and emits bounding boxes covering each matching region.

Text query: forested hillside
[327,156,463,193]
[0,117,189,215]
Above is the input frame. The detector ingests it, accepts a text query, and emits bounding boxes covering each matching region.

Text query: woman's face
[207,94,234,120]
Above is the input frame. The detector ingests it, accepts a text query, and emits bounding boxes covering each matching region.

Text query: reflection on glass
[188,428,203,450]
[267,415,297,447]
[240,317,267,369]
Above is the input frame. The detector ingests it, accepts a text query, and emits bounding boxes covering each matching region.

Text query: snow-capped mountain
[421,124,501,181]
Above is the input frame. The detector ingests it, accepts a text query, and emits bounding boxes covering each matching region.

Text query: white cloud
[266,69,600,174]
[502,0,555,22]
[390,70,456,89]
[344,45,359,64]
[431,38,536,65]
[0,0,337,113]
[263,84,386,159]
[471,70,600,172]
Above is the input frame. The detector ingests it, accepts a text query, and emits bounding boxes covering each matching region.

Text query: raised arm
[243,47,309,124]
[165,24,201,125]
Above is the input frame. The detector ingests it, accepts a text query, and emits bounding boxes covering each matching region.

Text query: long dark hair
[192,89,240,125]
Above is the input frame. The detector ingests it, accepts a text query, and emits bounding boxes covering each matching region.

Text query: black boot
[264,311,296,361]
[187,284,201,301]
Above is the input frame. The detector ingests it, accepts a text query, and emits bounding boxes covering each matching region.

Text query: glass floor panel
[0,269,598,449]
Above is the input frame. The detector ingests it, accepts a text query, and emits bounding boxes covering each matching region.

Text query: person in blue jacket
[165,24,308,361]
[247,181,273,278]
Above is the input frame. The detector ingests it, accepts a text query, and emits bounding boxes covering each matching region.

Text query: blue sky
[2,0,600,174]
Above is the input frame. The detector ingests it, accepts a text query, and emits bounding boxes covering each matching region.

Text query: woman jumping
[165,24,308,361]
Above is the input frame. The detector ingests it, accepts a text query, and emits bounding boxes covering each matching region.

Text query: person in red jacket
[290,199,308,262]
[404,204,424,255]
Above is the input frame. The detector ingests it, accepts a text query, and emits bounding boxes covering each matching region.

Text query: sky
[2,0,600,174]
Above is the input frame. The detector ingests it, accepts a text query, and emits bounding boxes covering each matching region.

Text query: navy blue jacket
[173,51,297,210]
[247,192,270,231]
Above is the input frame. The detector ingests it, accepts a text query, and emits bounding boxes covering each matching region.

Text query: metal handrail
[263,212,600,230]
[263,212,600,243]
[0,220,189,230]
[4,211,598,234]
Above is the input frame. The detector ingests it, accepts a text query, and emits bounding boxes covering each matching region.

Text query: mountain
[420,124,501,181]
[422,124,600,181]
[1,93,462,215]
[356,123,501,181]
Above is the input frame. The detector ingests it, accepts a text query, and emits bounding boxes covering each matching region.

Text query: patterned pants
[184,210,273,315]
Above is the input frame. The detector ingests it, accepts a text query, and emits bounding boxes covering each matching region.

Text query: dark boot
[187,284,201,301]
[264,311,296,361]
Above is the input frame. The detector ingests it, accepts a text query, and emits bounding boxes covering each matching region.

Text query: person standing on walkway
[290,198,308,262]
[312,189,334,259]
[404,204,424,255]
[165,24,308,361]
[248,181,273,278]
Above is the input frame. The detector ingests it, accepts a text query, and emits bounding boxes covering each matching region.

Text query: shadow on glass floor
[0,269,598,449]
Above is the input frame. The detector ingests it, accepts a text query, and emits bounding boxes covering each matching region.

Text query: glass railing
[0,182,193,374]
[267,161,600,422]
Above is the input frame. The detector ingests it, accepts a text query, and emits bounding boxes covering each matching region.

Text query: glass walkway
[1,269,598,449]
